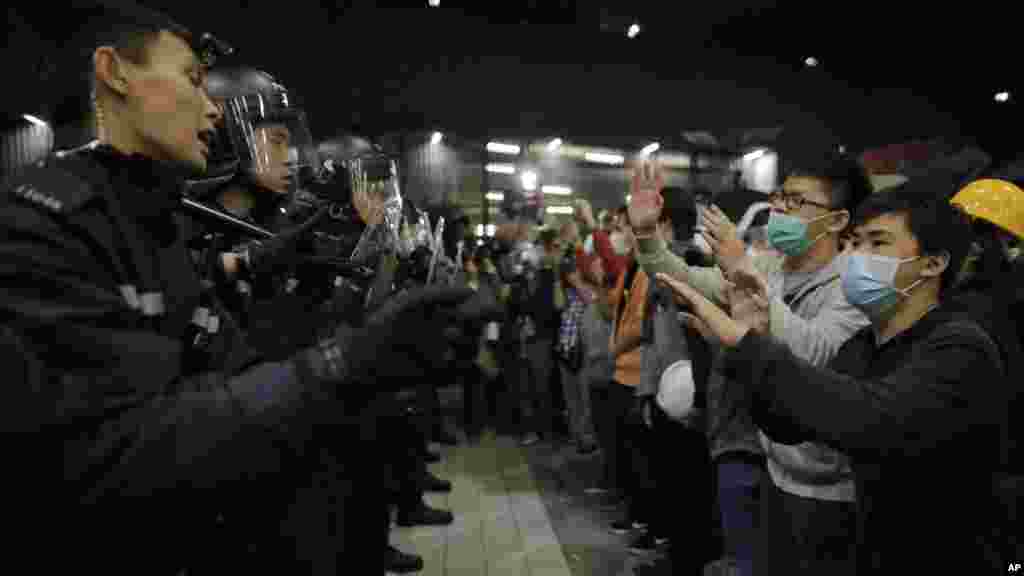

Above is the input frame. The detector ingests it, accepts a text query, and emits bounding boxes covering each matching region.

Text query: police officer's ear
[93,47,131,98]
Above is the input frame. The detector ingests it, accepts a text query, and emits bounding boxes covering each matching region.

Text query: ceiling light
[804,57,818,67]
[486,141,521,155]
[584,152,625,165]
[547,206,574,215]
[641,142,660,156]
[627,23,640,39]
[547,138,563,152]
[485,191,505,202]
[520,170,538,191]
[542,185,572,195]
[430,131,443,144]
[485,163,516,174]
[22,114,47,127]
[626,195,632,203]
[428,0,439,6]
[743,149,766,162]
[995,91,1011,103]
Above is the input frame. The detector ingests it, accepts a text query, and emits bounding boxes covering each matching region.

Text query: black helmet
[202,67,317,194]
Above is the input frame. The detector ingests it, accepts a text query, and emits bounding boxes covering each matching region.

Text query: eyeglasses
[769,190,832,212]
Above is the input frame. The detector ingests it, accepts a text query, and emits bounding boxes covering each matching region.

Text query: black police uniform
[0,145,377,574]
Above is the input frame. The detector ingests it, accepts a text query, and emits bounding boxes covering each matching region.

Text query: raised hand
[724,266,770,336]
[655,273,750,347]
[627,159,664,233]
[700,204,746,274]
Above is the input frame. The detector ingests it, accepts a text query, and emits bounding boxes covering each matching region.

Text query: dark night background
[5,1,1021,160]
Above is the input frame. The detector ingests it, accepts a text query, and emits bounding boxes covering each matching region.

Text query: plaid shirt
[557,287,587,355]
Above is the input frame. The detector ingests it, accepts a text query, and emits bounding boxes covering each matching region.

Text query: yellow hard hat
[950,179,1024,240]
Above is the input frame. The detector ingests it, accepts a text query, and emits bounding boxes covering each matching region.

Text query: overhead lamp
[995,91,1011,103]
[485,163,516,174]
[547,138,563,152]
[520,170,538,191]
[804,57,819,67]
[486,141,521,155]
[475,223,496,236]
[547,206,574,215]
[743,149,766,162]
[627,23,640,39]
[626,194,632,203]
[585,151,625,165]
[542,185,572,196]
[428,0,439,6]
[641,142,660,156]
[485,191,505,202]
[430,131,443,144]
[22,114,47,127]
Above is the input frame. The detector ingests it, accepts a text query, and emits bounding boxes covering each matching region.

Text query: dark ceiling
[7,1,1022,159]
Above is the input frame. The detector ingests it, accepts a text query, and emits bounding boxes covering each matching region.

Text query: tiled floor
[391,430,676,576]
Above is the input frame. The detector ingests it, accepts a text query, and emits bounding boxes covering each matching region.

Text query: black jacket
[725,306,1010,573]
[0,148,343,569]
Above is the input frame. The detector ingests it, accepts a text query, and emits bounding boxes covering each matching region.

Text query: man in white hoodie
[629,151,873,575]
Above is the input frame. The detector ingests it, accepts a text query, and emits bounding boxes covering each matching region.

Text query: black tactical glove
[239,207,327,277]
[300,285,476,388]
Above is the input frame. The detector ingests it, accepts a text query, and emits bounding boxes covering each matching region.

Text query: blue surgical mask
[841,252,925,319]
[765,211,832,257]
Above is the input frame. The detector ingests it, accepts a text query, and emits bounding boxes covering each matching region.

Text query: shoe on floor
[519,433,540,447]
[422,471,452,493]
[396,502,454,527]
[628,531,670,555]
[386,544,424,574]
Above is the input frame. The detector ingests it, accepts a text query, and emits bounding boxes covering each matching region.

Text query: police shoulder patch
[5,162,97,214]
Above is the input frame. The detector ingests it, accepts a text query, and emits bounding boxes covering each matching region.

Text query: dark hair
[537,227,559,246]
[787,152,872,214]
[852,178,972,293]
[84,2,194,66]
[660,186,698,238]
[78,4,194,129]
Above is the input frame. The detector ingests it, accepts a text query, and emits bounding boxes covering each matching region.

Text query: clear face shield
[347,154,405,260]
[219,87,318,196]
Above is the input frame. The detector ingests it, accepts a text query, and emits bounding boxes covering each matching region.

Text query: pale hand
[655,273,750,347]
[354,182,385,226]
[700,204,746,274]
[627,159,664,232]
[724,265,770,336]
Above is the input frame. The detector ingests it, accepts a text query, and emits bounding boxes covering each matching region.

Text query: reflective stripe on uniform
[192,307,211,328]
[120,285,140,309]
[139,292,165,316]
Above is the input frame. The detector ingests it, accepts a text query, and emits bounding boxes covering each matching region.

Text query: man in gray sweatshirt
[628,153,873,576]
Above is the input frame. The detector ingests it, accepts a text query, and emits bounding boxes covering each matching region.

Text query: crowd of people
[446,152,1023,575]
[2,3,1022,575]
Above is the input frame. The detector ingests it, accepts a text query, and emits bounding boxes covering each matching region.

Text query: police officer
[0,5,475,574]
[186,67,333,358]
